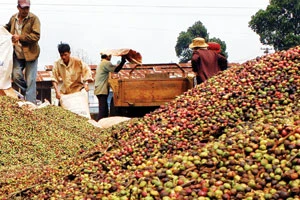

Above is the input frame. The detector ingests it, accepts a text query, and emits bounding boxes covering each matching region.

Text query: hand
[84,84,89,92]
[12,34,20,43]
[56,92,61,100]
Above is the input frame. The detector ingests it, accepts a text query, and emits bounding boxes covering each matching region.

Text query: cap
[18,0,30,8]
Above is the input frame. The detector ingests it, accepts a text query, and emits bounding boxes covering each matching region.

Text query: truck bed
[108,63,195,107]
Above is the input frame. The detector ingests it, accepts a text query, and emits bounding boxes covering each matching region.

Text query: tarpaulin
[100,48,142,64]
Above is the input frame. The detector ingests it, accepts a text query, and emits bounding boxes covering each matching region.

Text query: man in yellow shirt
[51,42,93,99]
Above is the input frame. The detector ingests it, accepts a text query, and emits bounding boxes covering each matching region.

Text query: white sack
[17,99,50,110]
[0,26,13,89]
[60,89,91,119]
[97,116,131,128]
[87,119,103,128]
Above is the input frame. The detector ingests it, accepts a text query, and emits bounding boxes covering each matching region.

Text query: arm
[81,61,93,92]
[52,81,61,100]
[51,63,62,99]
[191,53,199,73]
[114,56,126,73]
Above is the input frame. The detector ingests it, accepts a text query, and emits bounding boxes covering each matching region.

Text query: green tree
[175,21,228,63]
[249,0,300,51]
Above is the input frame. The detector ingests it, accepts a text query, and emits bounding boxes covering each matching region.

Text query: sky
[0,0,272,70]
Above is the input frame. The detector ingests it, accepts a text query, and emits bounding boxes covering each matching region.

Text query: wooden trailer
[108,63,195,116]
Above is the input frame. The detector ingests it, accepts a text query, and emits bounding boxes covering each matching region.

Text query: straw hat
[189,37,208,49]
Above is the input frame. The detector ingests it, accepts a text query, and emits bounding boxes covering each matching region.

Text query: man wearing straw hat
[189,37,227,85]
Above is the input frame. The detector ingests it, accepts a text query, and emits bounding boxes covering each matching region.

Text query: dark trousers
[96,94,109,121]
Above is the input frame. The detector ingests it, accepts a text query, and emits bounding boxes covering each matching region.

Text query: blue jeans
[12,55,38,104]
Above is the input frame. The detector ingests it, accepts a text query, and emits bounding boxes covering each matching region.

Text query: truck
[108,63,195,117]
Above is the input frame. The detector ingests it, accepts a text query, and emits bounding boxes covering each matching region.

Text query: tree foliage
[175,21,228,63]
[249,0,300,51]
